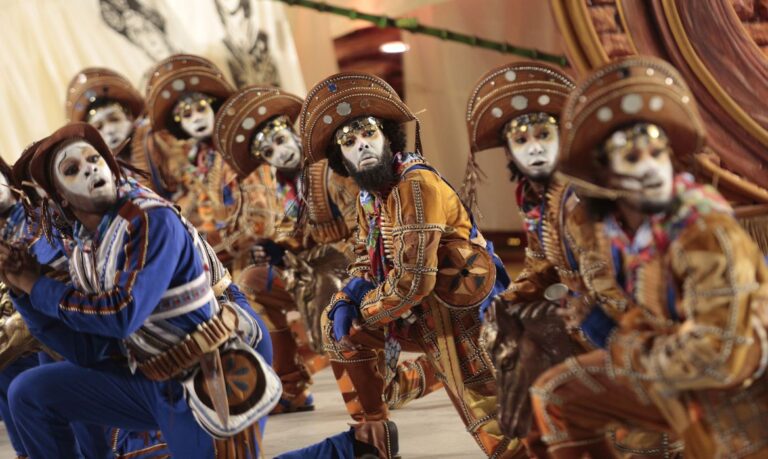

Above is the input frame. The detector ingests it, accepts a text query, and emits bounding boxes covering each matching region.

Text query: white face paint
[87,103,134,150]
[177,97,215,140]
[604,124,674,211]
[336,117,386,172]
[254,126,301,172]
[0,173,15,214]
[53,140,118,214]
[505,115,559,181]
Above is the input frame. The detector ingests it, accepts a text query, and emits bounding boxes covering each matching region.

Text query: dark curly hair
[84,98,132,123]
[325,118,406,177]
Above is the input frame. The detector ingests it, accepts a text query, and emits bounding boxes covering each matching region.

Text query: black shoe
[353,420,400,459]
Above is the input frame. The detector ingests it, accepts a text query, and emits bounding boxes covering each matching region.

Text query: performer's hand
[0,243,21,272]
[250,240,286,267]
[0,245,41,295]
[0,270,20,295]
[556,295,591,331]
[330,300,360,349]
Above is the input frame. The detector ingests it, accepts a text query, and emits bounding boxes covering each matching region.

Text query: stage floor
[0,365,485,458]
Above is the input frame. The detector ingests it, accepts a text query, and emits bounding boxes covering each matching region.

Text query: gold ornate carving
[662,0,768,148]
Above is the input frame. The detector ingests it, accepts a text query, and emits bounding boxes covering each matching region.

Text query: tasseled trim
[737,210,768,255]
[459,150,486,219]
[116,158,151,180]
[214,422,263,459]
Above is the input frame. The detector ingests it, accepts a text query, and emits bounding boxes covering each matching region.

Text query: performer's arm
[609,215,768,391]
[497,231,559,305]
[12,292,118,366]
[358,171,448,326]
[28,207,201,339]
[328,172,360,238]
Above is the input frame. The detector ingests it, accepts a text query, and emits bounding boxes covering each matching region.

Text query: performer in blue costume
[1,123,280,459]
[12,142,177,459]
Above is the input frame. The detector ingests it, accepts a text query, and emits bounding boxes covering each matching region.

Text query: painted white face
[254,126,301,171]
[0,173,15,214]
[504,115,559,181]
[87,103,134,150]
[335,117,386,172]
[53,140,118,214]
[177,97,215,140]
[604,123,674,211]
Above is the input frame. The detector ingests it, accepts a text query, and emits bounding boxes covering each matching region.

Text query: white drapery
[0,0,304,162]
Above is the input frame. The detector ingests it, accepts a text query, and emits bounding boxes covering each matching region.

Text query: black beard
[343,146,399,192]
[525,171,552,184]
[638,199,675,215]
[506,159,552,184]
[275,165,300,177]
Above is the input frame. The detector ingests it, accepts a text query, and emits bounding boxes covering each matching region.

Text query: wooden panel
[549,0,768,203]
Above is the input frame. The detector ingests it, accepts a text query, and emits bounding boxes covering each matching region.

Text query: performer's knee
[8,366,50,415]
[320,304,334,347]
[529,361,572,428]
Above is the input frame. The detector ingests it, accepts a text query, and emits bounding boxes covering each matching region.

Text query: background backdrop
[0,0,566,231]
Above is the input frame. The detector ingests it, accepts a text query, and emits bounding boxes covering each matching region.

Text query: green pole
[274,0,569,67]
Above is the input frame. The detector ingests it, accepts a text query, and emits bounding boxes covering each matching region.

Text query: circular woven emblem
[194,349,267,415]
[434,240,496,309]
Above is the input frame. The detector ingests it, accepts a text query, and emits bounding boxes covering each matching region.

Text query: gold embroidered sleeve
[328,173,360,239]
[610,214,768,392]
[347,200,372,280]
[359,175,447,326]
[576,219,635,320]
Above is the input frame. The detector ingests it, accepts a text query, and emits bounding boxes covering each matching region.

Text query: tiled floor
[0,366,484,458]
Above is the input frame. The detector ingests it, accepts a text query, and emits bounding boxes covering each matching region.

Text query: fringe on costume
[459,150,486,219]
[214,422,263,459]
[736,205,768,255]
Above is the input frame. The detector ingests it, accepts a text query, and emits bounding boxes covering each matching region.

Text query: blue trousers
[10,362,233,458]
[9,307,272,459]
[38,352,114,459]
[0,354,38,456]
[275,429,355,459]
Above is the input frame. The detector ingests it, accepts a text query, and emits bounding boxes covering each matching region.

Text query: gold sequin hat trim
[466,61,575,153]
[299,72,417,165]
[213,85,303,177]
[65,67,145,123]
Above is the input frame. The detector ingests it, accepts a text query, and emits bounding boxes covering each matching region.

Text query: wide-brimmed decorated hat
[30,122,121,202]
[213,85,303,177]
[0,156,12,188]
[299,72,417,164]
[145,54,234,132]
[466,61,575,153]
[11,140,46,202]
[558,55,705,195]
[65,68,145,123]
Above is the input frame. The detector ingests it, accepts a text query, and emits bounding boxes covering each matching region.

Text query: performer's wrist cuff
[580,306,617,348]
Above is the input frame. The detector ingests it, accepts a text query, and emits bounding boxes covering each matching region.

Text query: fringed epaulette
[459,151,487,219]
[214,423,262,459]
[305,160,351,244]
[541,179,571,271]
[735,204,768,255]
